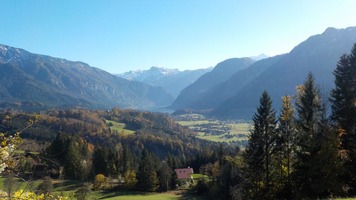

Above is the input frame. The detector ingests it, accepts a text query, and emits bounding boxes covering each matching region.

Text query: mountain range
[171,26,356,119]
[0,45,174,111]
[117,66,211,97]
[1,26,356,119]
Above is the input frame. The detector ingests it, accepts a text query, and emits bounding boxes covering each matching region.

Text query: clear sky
[1,1,356,73]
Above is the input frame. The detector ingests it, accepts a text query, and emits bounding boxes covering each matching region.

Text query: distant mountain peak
[117,66,211,97]
[322,26,356,36]
[148,66,180,75]
[250,54,269,61]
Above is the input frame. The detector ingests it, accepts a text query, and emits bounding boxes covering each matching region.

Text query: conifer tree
[330,43,356,194]
[293,72,344,198]
[158,162,172,191]
[92,147,109,176]
[136,148,159,192]
[65,139,82,180]
[293,73,324,198]
[243,91,277,199]
[330,43,356,134]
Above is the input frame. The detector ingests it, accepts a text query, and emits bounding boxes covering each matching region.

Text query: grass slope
[106,120,135,135]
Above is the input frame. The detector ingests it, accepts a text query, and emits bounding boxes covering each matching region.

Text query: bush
[195,179,209,195]
[93,174,109,190]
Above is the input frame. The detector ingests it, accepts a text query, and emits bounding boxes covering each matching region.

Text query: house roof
[174,168,194,179]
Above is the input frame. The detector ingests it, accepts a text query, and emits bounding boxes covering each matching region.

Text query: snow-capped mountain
[117,66,212,97]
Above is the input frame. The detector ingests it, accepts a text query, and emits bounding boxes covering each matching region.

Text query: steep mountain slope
[117,66,211,97]
[190,55,285,110]
[169,57,255,110]
[0,45,174,111]
[213,26,356,119]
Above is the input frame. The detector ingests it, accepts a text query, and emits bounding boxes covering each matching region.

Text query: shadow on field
[178,191,206,200]
[98,190,149,199]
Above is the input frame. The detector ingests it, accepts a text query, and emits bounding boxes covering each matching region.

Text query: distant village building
[174,167,194,184]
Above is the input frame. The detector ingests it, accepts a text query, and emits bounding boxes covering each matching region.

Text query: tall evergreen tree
[158,162,172,191]
[243,91,277,199]
[65,139,82,180]
[293,73,324,198]
[136,148,159,192]
[293,72,344,198]
[121,144,133,174]
[295,73,323,138]
[330,43,356,194]
[330,43,356,134]
[92,147,109,176]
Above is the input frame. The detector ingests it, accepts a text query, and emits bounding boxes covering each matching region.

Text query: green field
[176,118,251,143]
[96,191,180,200]
[0,177,203,199]
[176,120,215,126]
[1,177,355,200]
[191,174,208,179]
[106,120,135,135]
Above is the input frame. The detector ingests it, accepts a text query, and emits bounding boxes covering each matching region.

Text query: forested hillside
[0,107,229,181]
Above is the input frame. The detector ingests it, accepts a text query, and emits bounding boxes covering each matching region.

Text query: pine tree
[64,139,82,180]
[121,144,133,174]
[330,43,356,194]
[293,73,324,198]
[92,147,108,176]
[295,73,323,138]
[243,91,277,199]
[136,149,159,192]
[158,162,172,191]
[293,72,345,198]
[330,43,356,134]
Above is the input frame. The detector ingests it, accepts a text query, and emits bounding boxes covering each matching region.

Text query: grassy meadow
[0,177,203,200]
[106,120,135,135]
[176,116,251,144]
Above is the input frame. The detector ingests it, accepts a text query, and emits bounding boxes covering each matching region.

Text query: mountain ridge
[0,44,174,111]
[169,57,255,110]
[212,26,356,119]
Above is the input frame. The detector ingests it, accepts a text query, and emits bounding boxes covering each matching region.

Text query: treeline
[0,105,235,192]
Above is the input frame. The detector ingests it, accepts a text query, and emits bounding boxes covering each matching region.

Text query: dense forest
[0,44,356,199]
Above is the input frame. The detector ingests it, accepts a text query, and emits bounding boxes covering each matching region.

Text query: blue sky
[1,1,356,73]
